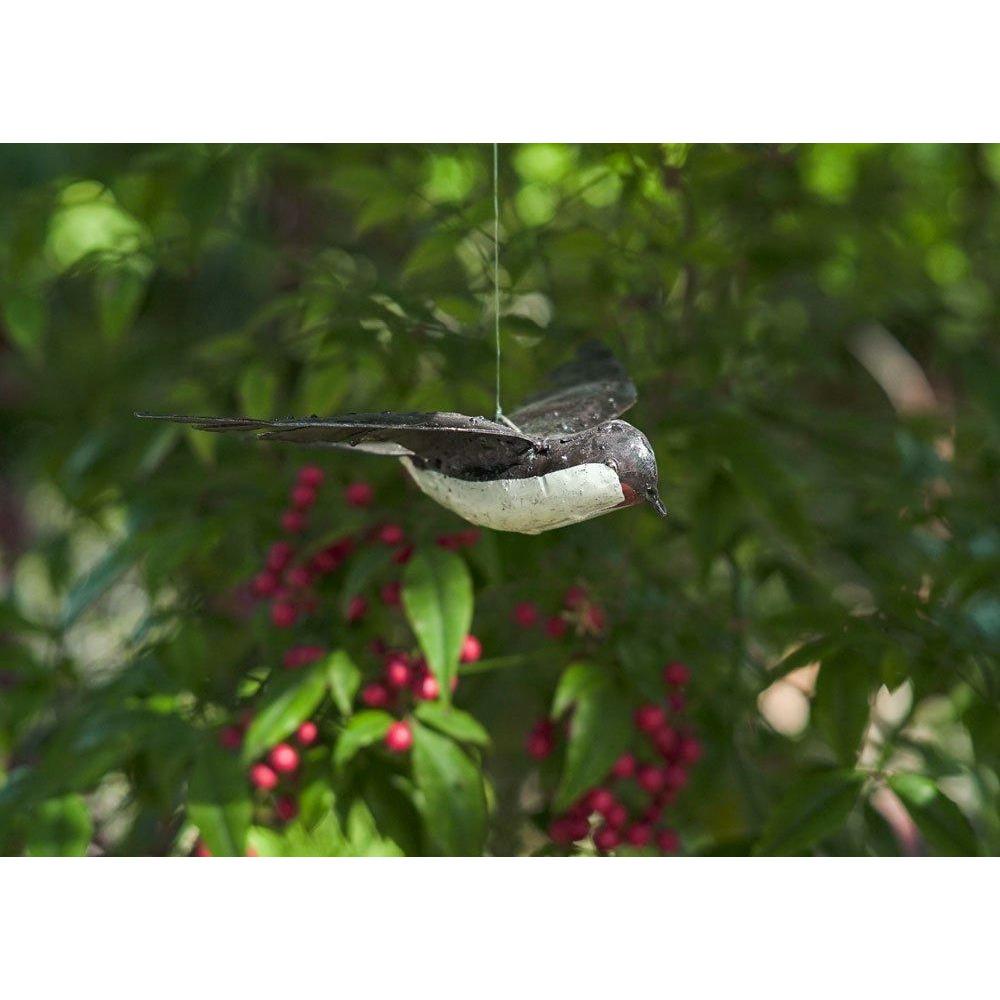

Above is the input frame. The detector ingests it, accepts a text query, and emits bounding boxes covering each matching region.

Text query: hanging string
[493,141,503,421]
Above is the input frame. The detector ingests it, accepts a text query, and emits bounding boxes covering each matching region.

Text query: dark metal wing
[136,411,535,476]
[507,341,638,437]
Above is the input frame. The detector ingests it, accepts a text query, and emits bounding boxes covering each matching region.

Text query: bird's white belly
[400,459,625,535]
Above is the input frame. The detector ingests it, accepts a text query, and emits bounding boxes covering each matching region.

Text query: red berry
[414,673,440,701]
[380,580,402,607]
[251,571,279,597]
[664,661,691,687]
[567,816,591,840]
[271,602,297,628]
[548,818,574,844]
[385,655,411,689]
[249,763,278,790]
[455,530,479,547]
[275,795,298,822]
[545,616,568,639]
[662,764,688,791]
[311,549,340,574]
[286,565,312,589]
[268,743,299,774]
[266,542,293,572]
[625,822,653,847]
[345,481,374,507]
[361,682,390,708]
[656,828,681,855]
[525,730,554,760]
[392,544,414,565]
[459,634,482,663]
[581,603,606,633]
[436,534,460,550]
[281,510,305,533]
[194,840,212,857]
[283,645,325,670]
[346,595,368,623]
[385,721,413,752]
[587,788,615,815]
[297,466,324,488]
[296,721,318,746]
[563,585,588,609]
[611,753,636,779]
[652,724,679,757]
[513,602,539,629]
[291,484,317,509]
[605,802,628,829]
[677,735,702,764]
[634,703,666,733]
[636,764,665,794]
[219,726,242,750]
[378,523,405,545]
[593,825,621,852]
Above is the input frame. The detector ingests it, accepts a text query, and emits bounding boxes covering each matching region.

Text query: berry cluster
[530,660,699,855]
[197,465,491,856]
[358,636,481,736]
[512,584,607,640]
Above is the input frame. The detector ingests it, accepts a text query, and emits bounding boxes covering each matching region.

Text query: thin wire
[493,141,503,420]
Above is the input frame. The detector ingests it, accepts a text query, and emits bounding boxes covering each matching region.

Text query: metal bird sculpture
[137,342,665,535]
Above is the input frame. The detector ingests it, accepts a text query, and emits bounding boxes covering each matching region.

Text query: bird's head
[602,421,667,518]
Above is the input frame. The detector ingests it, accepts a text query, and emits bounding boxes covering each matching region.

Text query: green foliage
[188,747,252,857]
[0,143,996,856]
[402,548,473,704]
[552,664,632,811]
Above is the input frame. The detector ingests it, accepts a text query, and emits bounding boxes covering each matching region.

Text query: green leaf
[60,542,136,629]
[241,664,327,762]
[554,675,632,811]
[551,662,608,719]
[333,710,394,769]
[325,649,361,716]
[26,795,92,856]
[813,653,873,765]
[411,721,487,856]
[188,746,252,857]
[889,774,979,857]
[414,702,490,747]
[755,770,864,856]
[238,362,278,418]
[96,256,151,343]
[402,548,473,705]
[2,290,47,363]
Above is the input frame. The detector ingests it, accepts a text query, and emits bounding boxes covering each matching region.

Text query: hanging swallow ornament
[137,342,666,535]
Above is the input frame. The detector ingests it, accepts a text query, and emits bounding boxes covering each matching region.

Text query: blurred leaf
[242,664,327,761]
[188,746,251,857]
[96,256,151,343]
[813,652,873,765]
[414,702,490,747]
[554,672,631,811]
[238,362,279,418]
[324,649,361,716]
[411,721,487,856]
[332,710,393,769]
[889,774,979,857]
[2,290,46,362]
[60,542,136,630]
[402,548,473,706]
[26,795,92,856]
[551,662,607,719]
[755,770,864,856]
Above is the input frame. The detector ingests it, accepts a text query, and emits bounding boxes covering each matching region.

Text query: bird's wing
[136,411,535,474]
[507,341,638,437]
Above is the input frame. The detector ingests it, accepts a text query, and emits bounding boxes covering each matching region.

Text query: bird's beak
[648,492,668,517]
